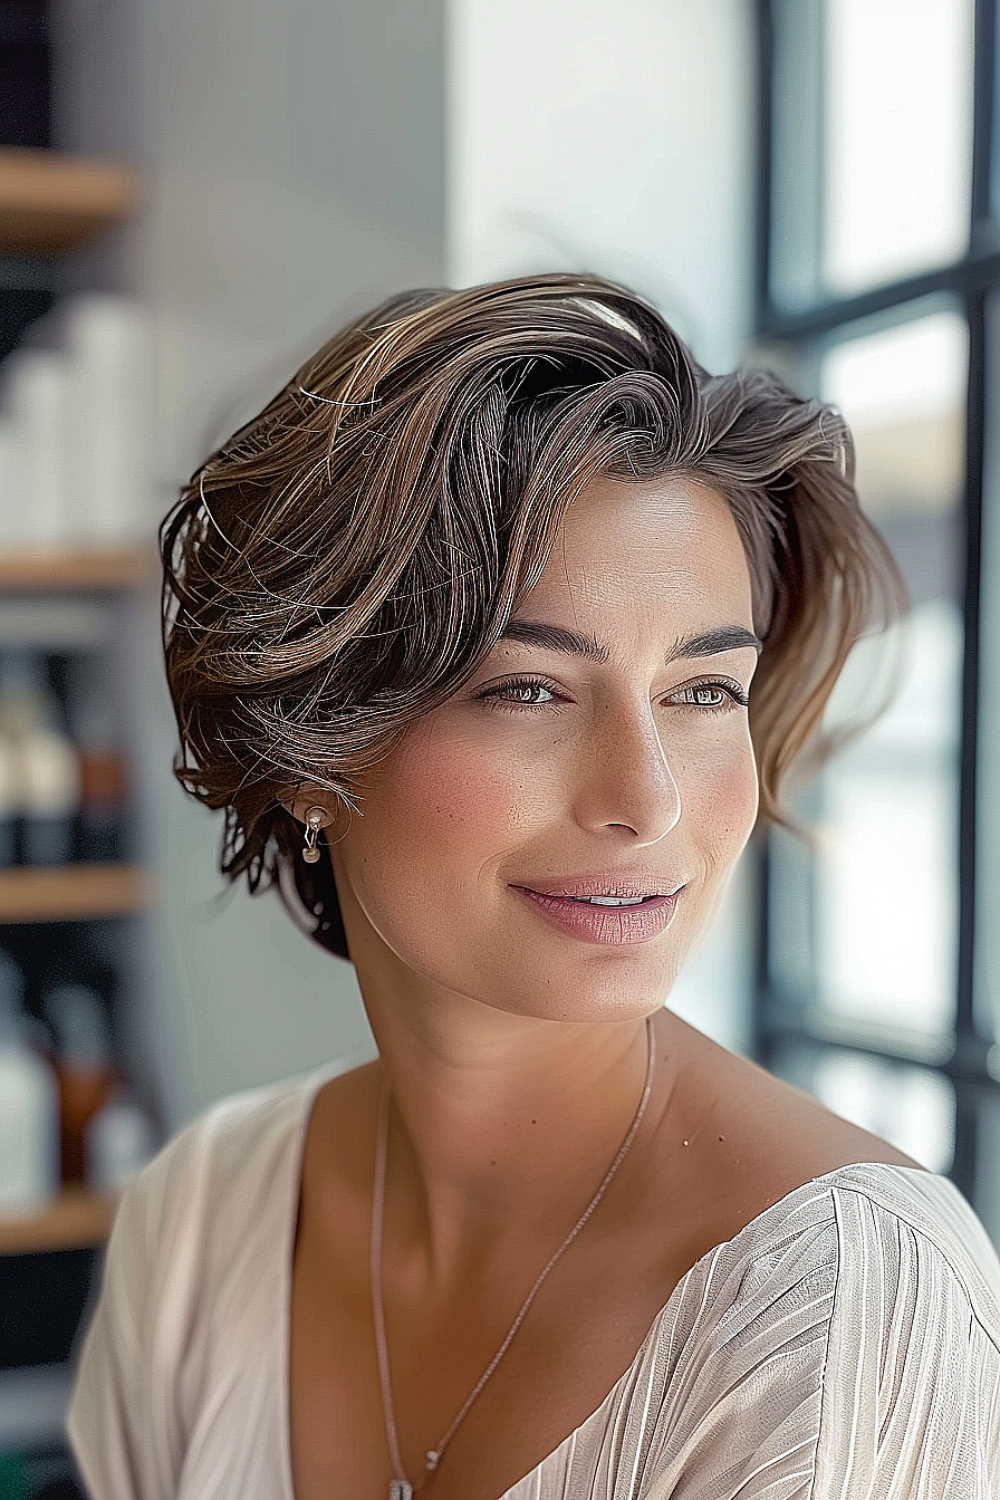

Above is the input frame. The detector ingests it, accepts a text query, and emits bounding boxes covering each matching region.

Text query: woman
[67,273,1000,1499]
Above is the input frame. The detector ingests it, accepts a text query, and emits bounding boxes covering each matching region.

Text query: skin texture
[288,474,765,1293]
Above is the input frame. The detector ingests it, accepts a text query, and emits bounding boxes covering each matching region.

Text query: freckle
[489,1158,497,1166]
[531,1119,537,1125]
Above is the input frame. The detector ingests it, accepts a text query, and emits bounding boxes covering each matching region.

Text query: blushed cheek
[381,734,526,856]
[692,741,759,866]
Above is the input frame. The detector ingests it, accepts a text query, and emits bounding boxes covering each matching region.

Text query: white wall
[447,0,753,372]
[53,0,755,1128]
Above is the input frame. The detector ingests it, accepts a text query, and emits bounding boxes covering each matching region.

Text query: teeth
[569,895,648,906]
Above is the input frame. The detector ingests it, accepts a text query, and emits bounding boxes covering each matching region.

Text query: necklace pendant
[388,1482,413,1500]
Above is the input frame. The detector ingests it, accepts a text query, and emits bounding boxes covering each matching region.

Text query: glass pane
[772,1042,955,1174]
[823,311,967,553]
[768,309,967,1043]
[816,743,958,1033]
[771,0,975,307]
[974,1086,1000,1253]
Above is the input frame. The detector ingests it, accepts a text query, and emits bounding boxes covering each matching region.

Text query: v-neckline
[275,1059,926,1500]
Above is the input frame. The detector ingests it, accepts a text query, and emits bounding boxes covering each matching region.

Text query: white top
[66,1058,1000,1499]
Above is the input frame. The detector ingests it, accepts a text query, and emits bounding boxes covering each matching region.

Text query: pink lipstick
[510,886,682,945]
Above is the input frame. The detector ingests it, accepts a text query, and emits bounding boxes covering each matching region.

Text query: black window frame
[750,0,1000,1210]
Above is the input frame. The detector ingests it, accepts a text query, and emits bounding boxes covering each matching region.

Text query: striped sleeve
[812,1184,1000,1499]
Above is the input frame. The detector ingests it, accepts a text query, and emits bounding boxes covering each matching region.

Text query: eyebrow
[497,618,764,665]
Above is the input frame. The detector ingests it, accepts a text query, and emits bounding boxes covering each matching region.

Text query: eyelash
[474,675,751,715]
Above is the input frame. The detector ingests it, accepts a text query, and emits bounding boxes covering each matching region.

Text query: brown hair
[159,271,906,961]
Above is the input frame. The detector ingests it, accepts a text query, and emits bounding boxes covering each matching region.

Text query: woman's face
[327,474,761,1025]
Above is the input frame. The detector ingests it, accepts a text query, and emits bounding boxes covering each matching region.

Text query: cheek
[370,730,530,854]
[685,731,759,858]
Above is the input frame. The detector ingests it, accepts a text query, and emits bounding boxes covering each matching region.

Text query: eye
[670,679,750,712]
[474,676,564,712]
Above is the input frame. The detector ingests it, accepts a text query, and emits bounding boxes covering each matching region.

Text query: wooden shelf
[0,1185,119,1255]
[0,147,139,256]
[0,864,154,924]
[0,545,156,591]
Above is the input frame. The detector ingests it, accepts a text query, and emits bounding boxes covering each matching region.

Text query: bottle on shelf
[62,293,153,547]
[17,292,153,547]
[0,651,81,866]
[0,715,19,868]
[65,654,128,862]
[85,1084,157,1194]
[0,415,26,556]
[0,346,74,550]
[0,949,60,1215]
[39,982,118,1188]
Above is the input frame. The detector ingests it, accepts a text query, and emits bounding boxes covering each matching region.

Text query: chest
[284,1038,907,1500]
[287,1213,691,1500]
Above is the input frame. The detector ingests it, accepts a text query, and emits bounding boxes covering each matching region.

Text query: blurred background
[0,0,997,1493]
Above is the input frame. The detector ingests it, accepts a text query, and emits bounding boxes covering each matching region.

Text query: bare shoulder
[645,1011,925,1268]
[732,1050,921,1176]
[669,1011,924,1192]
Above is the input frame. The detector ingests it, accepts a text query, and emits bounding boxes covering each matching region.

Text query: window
[752,0,1000,1244]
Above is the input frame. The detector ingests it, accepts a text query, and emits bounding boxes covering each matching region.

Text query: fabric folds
[66,1062,1000,1500]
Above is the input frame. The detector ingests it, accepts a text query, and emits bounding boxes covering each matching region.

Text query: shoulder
[636,1165,1000,1495]
[67,1059,352,1497]
[819,1162,1000,1334]
[125,1061,341,1223]
[812,1165,1000,1495]
[656,1159,1000,1392]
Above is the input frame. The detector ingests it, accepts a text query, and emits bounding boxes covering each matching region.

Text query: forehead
[525,474,753,619]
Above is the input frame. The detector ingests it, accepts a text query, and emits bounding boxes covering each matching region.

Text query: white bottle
[60,294,153,545]
[0,346,74,548]
[0,949,60,1214]
[0,650,81,865]
[0,415,29,551]
[84,1086,158,1194]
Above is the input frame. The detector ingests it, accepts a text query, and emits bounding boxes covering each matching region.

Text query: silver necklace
[371,1015,657,1499]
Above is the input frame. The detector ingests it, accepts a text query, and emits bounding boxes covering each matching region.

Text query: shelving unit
[0,146,139,256]
[0,545,155,591]
[0,1187,119,1257]
[0,864,154,924]
[0,22,154,1493]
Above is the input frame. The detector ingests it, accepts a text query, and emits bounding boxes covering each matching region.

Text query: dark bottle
[66,654,128,862]
[40,982,118,1187]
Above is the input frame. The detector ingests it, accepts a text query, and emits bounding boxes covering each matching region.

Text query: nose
[580,700,682,842]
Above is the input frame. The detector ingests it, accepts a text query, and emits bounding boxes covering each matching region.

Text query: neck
[367,1007,679,1293]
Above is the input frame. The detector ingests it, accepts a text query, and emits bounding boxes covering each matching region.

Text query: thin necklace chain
[370,1015,657,1497]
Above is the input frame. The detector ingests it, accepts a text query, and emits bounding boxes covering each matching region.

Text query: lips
[512,885,682,945]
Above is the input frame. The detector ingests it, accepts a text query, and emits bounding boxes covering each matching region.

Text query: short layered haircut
[160,272,906,960]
